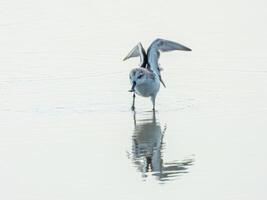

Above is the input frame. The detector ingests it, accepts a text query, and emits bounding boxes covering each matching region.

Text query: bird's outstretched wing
[147,38,191,87]
[123,42,147,68]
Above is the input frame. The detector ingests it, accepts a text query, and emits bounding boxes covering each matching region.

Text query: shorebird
[123,38,191,110]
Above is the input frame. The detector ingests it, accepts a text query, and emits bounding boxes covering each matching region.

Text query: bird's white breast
[135,76,160,97]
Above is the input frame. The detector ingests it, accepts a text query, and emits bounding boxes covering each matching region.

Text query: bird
[123,38,191,110]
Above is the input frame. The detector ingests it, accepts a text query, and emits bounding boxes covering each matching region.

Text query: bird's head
[129,69,146,92]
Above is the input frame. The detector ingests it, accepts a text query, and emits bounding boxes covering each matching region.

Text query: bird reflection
[129,111,194,183]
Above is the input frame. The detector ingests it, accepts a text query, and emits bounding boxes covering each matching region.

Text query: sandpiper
[123,38,191,110]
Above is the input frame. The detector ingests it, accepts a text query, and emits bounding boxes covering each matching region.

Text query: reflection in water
[129,111,194,183]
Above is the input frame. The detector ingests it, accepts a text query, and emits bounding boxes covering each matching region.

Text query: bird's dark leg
[131,93,136,110]
[133,110,136,127]
[151,95,156,111]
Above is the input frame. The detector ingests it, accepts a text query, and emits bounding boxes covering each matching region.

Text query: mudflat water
[0,0,267,199]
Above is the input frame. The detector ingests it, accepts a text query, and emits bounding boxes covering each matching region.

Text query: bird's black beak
[128,81,136,92]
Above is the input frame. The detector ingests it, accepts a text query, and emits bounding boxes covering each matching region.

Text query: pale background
[0,0,267,199]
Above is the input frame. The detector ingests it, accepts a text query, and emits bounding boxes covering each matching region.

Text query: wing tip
[123,41,143,61]
[123,55,128,61]
[185,47,192,51]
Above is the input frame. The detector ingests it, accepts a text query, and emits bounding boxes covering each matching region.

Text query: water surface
[0,0,267,199]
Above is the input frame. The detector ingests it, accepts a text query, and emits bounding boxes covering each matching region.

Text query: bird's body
[130,68,160,97]
[123,38,191,110]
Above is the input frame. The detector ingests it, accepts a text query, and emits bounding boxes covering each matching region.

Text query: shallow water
[0,0,267,199]
[129,111,194,183]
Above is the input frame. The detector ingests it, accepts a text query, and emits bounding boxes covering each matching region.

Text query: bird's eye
[137,74,143,79]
